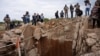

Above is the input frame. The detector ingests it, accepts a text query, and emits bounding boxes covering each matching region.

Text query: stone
[37,22,45,27]
[87,33,98,39]
[58,36,66,43]
[34,27,42,40]
[28,48,38,56]
[2,34,11,42]
[91,45,100,52]
[64,26,70,32]
[86,38,97,46]
[81,50,100,56]
[14,29,22,34]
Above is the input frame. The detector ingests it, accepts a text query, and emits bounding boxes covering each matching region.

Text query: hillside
[0,17,100,56]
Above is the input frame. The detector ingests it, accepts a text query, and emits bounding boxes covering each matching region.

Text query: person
[55,10,59,19]
[91,0,100,28]
[70,4,74,18]
[36,13,41,22]
[40,13,44,22]
[32,13,37,25]
[3,14,11,30]
[64,5,69,18]
[74,3,82,17]
[24,11,30,23]
[60,10,64,18]
[84,0,90,5]
[96,0,100,28]
[17,21,21,27]
[10,21,15,29]
[85,3,91,16]
[22,15,26,24]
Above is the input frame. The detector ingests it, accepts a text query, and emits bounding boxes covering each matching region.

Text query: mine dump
[0,17,100,56]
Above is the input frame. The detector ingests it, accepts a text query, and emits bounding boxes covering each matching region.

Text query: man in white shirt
[85,3,91,16]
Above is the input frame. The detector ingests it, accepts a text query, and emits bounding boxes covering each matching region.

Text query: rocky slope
[0,17,100,56]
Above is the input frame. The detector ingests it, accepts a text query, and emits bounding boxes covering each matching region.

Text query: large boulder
[86,38,97,46]
[2,34,11,42]
[34,27,42,40]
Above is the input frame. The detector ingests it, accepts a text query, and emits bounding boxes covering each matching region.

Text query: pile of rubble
[73,17,100,56]
[0,18,75,56]
[0,17,100,56]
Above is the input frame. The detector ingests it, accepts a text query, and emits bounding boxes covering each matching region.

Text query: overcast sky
[0,0,95,22]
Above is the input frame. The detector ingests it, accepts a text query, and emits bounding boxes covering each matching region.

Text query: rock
[91,45,100,52]
[86,38,97,46]
[28,48,38,56]
[34,27,42,40]
[64,26,70,32]
[87,33,98,39]
[2,34,11,42]
[58,36,66,43]
[0,43,7,54]
[5,31,14,36]
[14,29,22,34]
[11,37,17,43]
[91,43,100,52]
[37,22,45,27]
[81,50,100,56]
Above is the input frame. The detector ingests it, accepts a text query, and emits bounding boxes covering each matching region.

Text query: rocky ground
[0,17,100,56]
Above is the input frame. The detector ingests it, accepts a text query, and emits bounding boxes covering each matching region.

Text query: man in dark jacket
[36,13,41,22]
[70,4,74,18]
[55,11,59,19]
[74,3,83,17]
[32,13,37,25]
[60,10,64,18]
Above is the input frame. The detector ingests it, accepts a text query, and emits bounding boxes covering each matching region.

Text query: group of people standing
[3,0,100,30]
[3,12,44,30]
[22,11,44,25]
[55,3,83,19]
[4,14,21,30]
[55,0,92,19]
